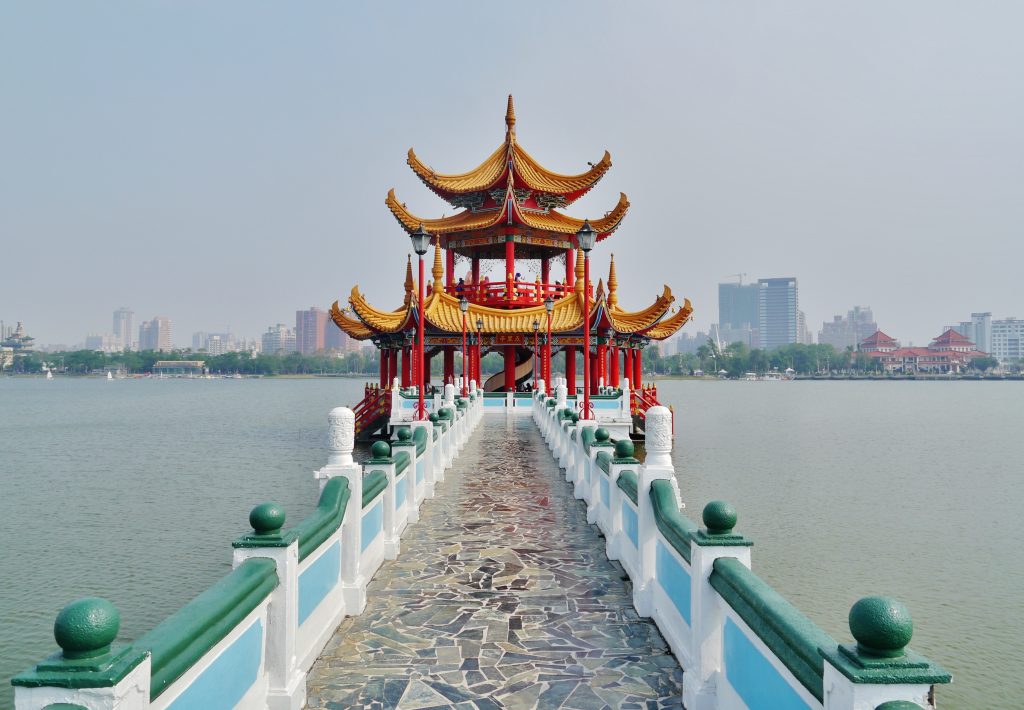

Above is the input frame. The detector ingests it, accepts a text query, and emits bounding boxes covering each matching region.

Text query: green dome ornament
[249,502,285,535]
[849,596,913,658]
[396,427,412,441]
[702,500,737,535]
[614,439,635,459]
[595,428,610,443]
[54,597,120,659]
[370,440,391,459]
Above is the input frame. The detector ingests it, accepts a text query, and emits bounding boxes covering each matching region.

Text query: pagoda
[331,96,692,432]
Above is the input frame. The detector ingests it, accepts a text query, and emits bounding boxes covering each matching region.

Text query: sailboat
[44,366,53,380]
[107,371,113,381]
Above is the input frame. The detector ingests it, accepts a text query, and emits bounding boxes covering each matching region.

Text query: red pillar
[411,344,419,390]
[443,348,455,384]
[474,341,482,387]
[389,348,398,385]
[445,248,455,290]
[610,346,620,387]
[541,257,550,290]
[565,346,576,393]
[565,248,575,288]
[379,349,388,386]
[471,258,480,289]
[424,351,433,388]
[633,348,643,390]
[597,342,607,387]
[623,348,634,387]
[590,351,599,392]
[401,347,411,388]
[505,238,515,301]
[503,346,516,392]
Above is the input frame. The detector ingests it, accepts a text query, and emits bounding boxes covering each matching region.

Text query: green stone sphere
[371,440,391,459]
[54,597,120,659]
[571,413,579,423]
[396,427,412,441]
[875,702,924,710]
[614,439,635,459]
[702,500,737,534]
[250,502,285,534]
[849,596,913,657]
[595,428,610,442]
[429,413,438,422]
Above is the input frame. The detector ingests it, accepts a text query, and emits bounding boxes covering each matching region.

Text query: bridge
[12,382,950,710]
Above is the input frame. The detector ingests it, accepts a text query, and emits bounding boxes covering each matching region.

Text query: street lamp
[544,295,554,388]
[532,319,540,389]
[410,224,431,420]
[475,316,484,389]
[576,220,597,419]
[459,296,469,396]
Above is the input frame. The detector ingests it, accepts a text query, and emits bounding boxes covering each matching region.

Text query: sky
[2,1,1022,348]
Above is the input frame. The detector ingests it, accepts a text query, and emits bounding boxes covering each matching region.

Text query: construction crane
[723,273,748,285]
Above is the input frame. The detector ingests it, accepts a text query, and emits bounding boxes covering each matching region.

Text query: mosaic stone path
[306,415,683,710]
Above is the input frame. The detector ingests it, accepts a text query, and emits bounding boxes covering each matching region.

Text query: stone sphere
[396,427,412,441]
[849,596,913,657]
[595,428,610,442]
[250,502,285,534]
[875,703,924,710]
[571,413,579,423]
[54,597,120,659]
[702,500,737,534]
[371,440,391,459]
[614,439,635,459]
[429,413,438,422]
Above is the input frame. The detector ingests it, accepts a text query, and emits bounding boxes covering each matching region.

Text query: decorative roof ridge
[642,299,694,340]
[329,300,374,340]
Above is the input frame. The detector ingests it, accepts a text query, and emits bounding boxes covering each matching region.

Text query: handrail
[292,477,351,562]
[394,451,410,476]
[616,470,638,504]
[361,471,387,507]
[450,281,584,309]
[595,450,612,474]
[134,558,278,699]
[649,479,697,563]
[710,557,837,702]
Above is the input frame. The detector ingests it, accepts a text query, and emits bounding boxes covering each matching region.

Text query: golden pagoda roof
[385,188,629,239]
[406,95,612,203]
[338,280,687,341]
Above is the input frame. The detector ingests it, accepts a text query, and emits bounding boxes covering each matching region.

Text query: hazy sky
[2,2,1022,347]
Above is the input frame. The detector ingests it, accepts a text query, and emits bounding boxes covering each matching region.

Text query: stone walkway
[306,416,682,710]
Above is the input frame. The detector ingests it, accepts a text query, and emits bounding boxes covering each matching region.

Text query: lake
[0,377,1019,708]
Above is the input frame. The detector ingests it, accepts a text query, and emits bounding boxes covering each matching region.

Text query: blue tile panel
[395,473,407,510]
[361,500,383,552]
[723,617,812,710]
[622,500,638,548]
[298,541,340,625]
[165,619,263,710]
[656,540,691,624]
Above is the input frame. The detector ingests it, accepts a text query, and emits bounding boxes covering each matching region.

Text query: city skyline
[3,4,1023,347]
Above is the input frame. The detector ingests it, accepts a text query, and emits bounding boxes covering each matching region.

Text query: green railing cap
[396,427,411,441]
[694,500,752,547]
[613,438,639,463]
[367,440,392,463]
[55,598,121,660]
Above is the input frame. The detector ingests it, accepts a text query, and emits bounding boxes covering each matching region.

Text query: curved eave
[348,286,413,334]
[386,188,508,236]
[329,301,375,340]
[424,290,585,334]
[513,192,629,239]
[639,299,694,340]
[511,145,612,204]
[407,144,508,197]
[607,286,675,334]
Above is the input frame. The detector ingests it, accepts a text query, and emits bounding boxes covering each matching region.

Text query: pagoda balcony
[448,281,589,309]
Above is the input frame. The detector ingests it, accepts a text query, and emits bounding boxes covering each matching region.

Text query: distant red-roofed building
[859,328,988,373]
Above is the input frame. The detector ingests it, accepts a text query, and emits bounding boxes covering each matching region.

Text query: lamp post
[544,296,554,388]
[459,296,469,396]
[532,319,540,389]
[475,316,484,389]
[576,220,596,419]
[409,224,431,420]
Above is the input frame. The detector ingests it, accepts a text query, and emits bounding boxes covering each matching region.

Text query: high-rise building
[991,318,1023,363]
[295,307,328,355]
[757,277,799,350]
[85,334,120,353]
[113,307,134,350]
[138,316,173,352]
[819,306,877,351]
[262,324,296,354]
[324,321,350,352]
[718,282,759,347]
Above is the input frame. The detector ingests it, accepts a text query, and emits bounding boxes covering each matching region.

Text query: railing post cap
[54,597,120,659]
[614,439,635,459]
[429,413,439,422]
[396,426,412,441]
[595,428,610,442]
[370,440,392,459]
[249,502,286,535]
[849,596,913,658]
[702,500,737,534]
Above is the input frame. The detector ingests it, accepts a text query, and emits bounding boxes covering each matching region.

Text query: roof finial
[432,239,444,292]
[608,253,619,309]
[505,94,516,137]
[573,247,585,294]
[403,254,414,306]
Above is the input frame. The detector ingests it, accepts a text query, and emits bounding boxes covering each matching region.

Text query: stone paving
[306,415,682,710]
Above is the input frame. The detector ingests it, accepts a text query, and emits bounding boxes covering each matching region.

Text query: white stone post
[232,514,304,710]
[411,420,435,499]
[574,420,597,499]
[315,407,364,613]
[621,377,632,419]
[634,406,680,618]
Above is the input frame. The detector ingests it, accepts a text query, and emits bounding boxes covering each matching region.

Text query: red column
[633,348,643,390]
[610,346,620,387]
[471,258,480,289]
[379,349,388,386]
[443,348,455,384]
[445,248,455,290]
[411,344,419,390]
[565,346,576,393]
[565,248,575,288]
[389,348,398,385]
[401,347,411,388]
[475,341,482,387]
[590,351,599,392]
[503,346,516,392]
[505,238,515,302]
[597,342,607,387]
[424,351,433,388]
[541,257,550,291]
[624,348,634,387]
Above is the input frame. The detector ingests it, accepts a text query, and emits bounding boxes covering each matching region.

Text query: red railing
[631,384,674,435]
[354,383,390,437]
[448,281,585,309]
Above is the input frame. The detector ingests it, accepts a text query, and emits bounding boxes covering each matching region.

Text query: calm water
[0,378,1020,708]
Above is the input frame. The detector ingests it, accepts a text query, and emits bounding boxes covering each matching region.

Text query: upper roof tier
[408,95,612,205]
[388,96,629,257]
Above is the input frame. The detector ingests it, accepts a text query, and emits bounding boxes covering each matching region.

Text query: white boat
[106,371,113,381]
[45,369,53,380]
